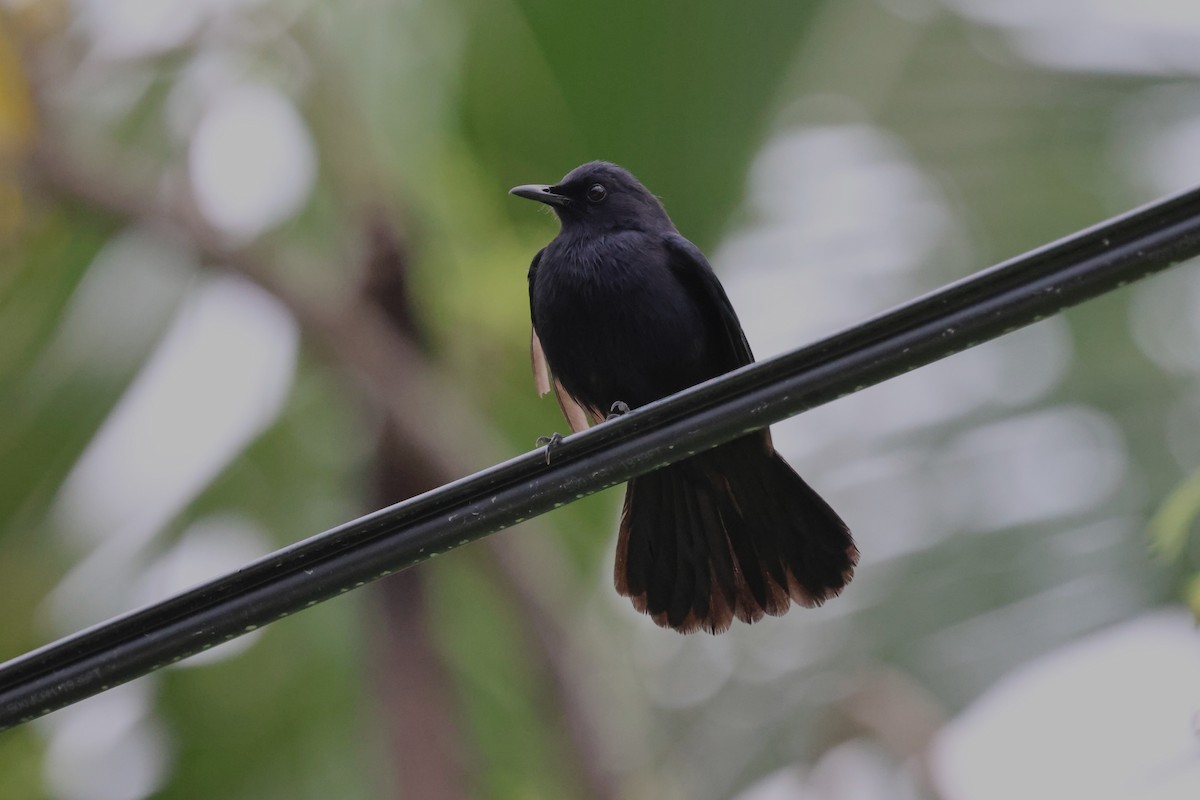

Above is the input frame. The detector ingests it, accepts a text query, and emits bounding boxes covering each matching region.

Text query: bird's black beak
[509,184,570,207]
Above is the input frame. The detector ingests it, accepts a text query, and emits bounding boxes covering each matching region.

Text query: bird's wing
[529,247,592,432]
[663,233,755,368]
[527,248,552,395]
[533,329,591,431]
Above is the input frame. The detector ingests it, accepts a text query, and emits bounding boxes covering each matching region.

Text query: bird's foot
[606,401,631,420]
[535,432,564,465]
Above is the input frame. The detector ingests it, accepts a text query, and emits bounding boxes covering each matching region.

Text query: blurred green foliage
[2,1,1198,799]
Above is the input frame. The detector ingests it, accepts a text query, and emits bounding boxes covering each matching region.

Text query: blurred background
[2,1,1199,798]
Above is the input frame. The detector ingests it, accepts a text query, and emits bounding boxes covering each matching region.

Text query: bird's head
[510,161,674,234]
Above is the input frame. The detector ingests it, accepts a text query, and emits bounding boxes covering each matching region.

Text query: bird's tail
[615,434,857,634]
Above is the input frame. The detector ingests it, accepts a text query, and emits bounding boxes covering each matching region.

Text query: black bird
[511,161,857,634]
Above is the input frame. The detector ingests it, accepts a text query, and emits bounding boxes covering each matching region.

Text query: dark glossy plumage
[513,162,858,633]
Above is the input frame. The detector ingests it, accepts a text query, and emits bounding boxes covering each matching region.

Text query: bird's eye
[586,183,607,203]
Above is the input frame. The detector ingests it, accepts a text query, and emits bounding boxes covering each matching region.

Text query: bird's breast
[533,233,714,410]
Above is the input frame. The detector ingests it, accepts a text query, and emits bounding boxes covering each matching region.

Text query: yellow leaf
[1149,470,1200,561]
[0,20,36,160]
[1186,575,1200,623]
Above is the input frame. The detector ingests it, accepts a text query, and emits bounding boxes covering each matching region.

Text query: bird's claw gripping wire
[606,401,631,420]
[536,432,564,464]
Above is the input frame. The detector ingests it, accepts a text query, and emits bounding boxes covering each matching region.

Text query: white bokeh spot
[932,610,1200,800]
[189,84,317,241]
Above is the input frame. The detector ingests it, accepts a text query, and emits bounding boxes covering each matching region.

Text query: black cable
[3,186,1200,729]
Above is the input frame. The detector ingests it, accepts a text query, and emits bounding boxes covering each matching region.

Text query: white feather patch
[554,379,591,433]
[531,328,551,396]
